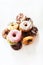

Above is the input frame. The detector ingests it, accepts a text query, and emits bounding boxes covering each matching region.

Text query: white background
[0,0,43,65]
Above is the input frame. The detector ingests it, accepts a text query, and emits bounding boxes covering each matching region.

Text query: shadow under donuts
[21,33,39,55]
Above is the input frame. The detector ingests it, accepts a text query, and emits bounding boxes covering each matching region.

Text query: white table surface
[0,0,43,65]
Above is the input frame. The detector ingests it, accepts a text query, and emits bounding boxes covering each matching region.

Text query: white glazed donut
[19,19,33,32]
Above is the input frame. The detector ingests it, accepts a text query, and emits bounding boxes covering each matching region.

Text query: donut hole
[11,24,14,26]
[27,39,32,43]
[25,24,27,26]
[13,34,16,37]
[5,31,8,34]
[24,23,27,26]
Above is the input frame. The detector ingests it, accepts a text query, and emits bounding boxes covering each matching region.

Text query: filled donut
[22,36,34,45]
[2,28,10,39]
[19,19,33,32]
[7,22,19,30]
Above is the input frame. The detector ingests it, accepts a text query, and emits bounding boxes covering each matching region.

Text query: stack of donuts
[2,13,38,50]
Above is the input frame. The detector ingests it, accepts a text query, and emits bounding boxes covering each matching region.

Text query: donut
[19,19,33,32]
[7,22,19,30]
[7,30,22,43]
[22,36,34,45]
[11,42,22,50]
[22,26,38,37]
[16,13,26,24]
[28,26,38,36]
[2,28,10,39]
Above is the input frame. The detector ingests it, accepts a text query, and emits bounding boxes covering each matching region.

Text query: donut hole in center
[5,31,8,34]
[11,24,14,26]
[24,23,27,26]
[27,39,32,43]
[13,33,16,37]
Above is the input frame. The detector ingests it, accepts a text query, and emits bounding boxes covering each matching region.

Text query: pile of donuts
[2,13,38,50]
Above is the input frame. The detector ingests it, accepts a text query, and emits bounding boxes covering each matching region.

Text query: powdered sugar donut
[19,19,33,32]
[7,30,22,43]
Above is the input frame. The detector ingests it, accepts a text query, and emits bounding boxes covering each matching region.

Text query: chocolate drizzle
[25,18,30,21]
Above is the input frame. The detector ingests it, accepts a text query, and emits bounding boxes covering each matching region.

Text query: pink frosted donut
[7,30,22,43]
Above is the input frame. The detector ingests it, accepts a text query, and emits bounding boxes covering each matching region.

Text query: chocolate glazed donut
[11,42,22,50]
[28,26,38,36]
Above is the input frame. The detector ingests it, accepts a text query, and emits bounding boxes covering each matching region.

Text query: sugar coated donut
[22,36,34,45]
[8,22,19,30]
[7,30,22,43]
[19,19,33,32]
[16,13,26,24]
[2,28,10,39]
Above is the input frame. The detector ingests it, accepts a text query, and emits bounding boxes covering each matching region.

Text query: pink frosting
[7,30,22,43]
